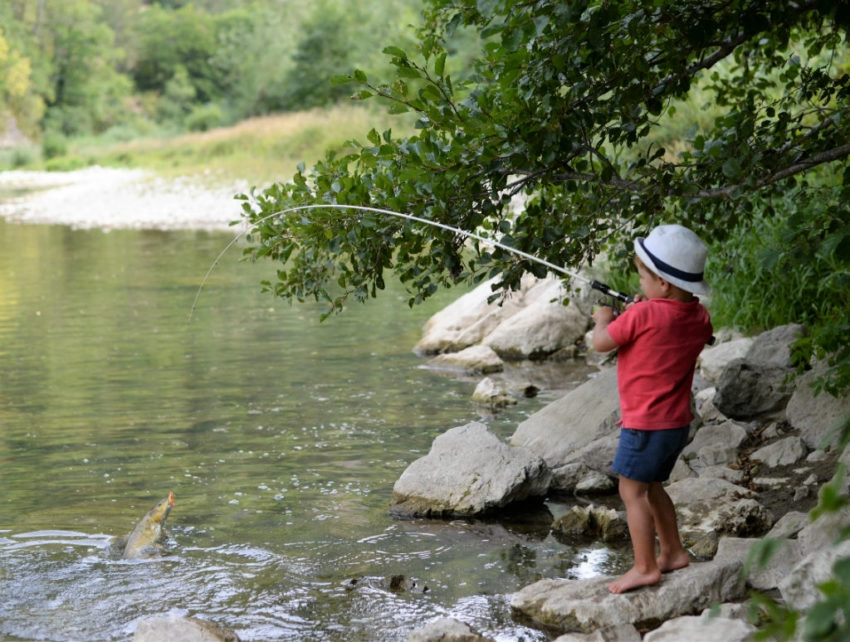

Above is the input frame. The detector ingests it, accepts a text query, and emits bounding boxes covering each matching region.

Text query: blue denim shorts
[611,426,690,483]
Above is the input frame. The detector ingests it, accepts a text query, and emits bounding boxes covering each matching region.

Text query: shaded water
[0,220,624,641]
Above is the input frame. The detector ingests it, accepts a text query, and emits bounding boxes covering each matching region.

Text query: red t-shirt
[606,298,713,430]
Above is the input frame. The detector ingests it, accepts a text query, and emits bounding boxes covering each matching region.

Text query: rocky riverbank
[394,275,850,641]
[0,166,250,231]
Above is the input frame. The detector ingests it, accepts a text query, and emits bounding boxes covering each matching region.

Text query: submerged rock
[406,616,496,642]
[344,574,429,594]
[134,615,240,642]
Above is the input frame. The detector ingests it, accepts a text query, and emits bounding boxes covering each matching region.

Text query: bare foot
[606,566,662,594]
[657,550,690,573]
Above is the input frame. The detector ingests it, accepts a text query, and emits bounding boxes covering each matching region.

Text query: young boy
[591,224,713,594]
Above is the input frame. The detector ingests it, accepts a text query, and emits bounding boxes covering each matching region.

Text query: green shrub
[42,132,69,160]
[10,146,37,168]
[185,103,224,132]
[707,175,850,395]
[45,155,87,171]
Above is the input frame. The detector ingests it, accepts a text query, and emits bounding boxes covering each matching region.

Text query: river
[0,217,624,641]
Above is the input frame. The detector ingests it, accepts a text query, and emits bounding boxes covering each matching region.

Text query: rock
[483,278,589,360]
[549,456,619,493]
[698,337,753,383]
[668,457,696,483]
[786,359,850,450]
[683,420,749,471]
[779,539,850,611]
[406,617,495,642]
[511,369,620,469]
[642,614,754,641]
[689,531,720,559]
[509,559,745,633]
[471,377,517,408]
[391,422,551,517]
[714,536,804,591]
[553,624,641,641]
[713,324,806,420]
[696,465,745,484]
[693,387,724,424]
[746,324,806,367]
[344,574,429,594]
[665,478,773,539]
[551,504,627,544]
[134,615,240,642]
[413,275,537,355]
[797,504,850,556]
[713,360,794,419]
[575,470,616,494]
[425,345,504,375]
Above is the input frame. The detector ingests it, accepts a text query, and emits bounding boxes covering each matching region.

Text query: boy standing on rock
[591,224,713,593]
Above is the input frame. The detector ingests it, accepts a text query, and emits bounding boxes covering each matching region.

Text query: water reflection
[0,220,624,640]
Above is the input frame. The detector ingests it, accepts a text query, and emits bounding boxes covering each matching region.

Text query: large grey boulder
[134,615,240,642]
[391,422,551,517]
[511,368,620,468]
[713,324,805,419]
[510,559,745,633]
[413,276,531,355]
[482,278,589,360]
[786,359,850,450]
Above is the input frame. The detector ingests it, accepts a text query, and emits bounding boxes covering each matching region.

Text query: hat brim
[634,237,711,295]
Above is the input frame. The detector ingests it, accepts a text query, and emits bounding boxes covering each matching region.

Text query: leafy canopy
[241,0,850,376]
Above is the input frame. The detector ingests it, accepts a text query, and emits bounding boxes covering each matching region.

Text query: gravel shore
[0,167,254,231]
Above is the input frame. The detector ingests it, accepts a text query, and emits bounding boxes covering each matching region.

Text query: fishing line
[188,203,596,319]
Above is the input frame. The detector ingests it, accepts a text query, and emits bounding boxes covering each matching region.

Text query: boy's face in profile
[637,262,666,300]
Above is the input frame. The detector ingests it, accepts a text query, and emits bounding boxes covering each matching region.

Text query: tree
[37,0,131,136]
[130,3,219,103]
[242,0,850,388]
[0,27,35,118]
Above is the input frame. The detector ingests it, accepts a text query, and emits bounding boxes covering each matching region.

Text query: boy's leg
[648,482,690,572]
[607,476,662,594]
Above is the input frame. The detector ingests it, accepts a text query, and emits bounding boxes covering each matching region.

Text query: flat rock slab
[510,559,745,634]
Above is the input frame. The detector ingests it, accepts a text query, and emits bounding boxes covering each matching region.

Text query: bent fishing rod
[189,203,632,318]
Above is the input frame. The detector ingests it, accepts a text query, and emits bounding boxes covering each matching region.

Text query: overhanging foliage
[242,0,850,383]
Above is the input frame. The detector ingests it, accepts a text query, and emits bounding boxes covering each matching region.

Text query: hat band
[638,238,704,283]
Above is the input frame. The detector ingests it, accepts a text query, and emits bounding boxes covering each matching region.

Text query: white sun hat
[634,224,710,295]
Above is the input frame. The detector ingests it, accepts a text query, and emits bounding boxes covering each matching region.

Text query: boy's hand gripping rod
[589,280,633,308]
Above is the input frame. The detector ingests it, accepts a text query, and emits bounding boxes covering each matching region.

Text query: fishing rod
[189,203,632,318]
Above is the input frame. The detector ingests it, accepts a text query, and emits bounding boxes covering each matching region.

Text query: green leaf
[434,52,446,77]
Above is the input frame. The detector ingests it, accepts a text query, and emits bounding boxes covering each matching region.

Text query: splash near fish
[108,492,176,559]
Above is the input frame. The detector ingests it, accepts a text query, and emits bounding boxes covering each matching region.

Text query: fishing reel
[590,280,633,316]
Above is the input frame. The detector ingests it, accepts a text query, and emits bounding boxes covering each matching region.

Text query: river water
[0,219,624,641]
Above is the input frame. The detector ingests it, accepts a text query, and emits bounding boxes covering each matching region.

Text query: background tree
[37,0,131,137]
[130,4,219,104]
[242,0,850,391]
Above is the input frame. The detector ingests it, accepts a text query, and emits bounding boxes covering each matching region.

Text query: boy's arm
[591,306,619,353]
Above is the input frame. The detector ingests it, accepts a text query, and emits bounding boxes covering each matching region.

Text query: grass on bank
[2,104,416,188]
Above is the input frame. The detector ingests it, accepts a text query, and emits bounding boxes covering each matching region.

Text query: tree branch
[696,143,850,198]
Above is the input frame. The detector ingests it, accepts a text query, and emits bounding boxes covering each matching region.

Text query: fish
[114,491,176,559]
